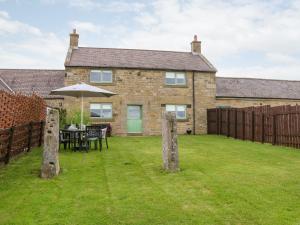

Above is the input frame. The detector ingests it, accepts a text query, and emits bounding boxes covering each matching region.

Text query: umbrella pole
[81,95,83,129]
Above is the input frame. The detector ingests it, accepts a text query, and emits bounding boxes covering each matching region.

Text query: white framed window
[166,105,187,119]
[90,103,112,118]
[90,70,113,83]
[165,72,186,85]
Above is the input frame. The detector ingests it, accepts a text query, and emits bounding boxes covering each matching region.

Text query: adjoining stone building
[0,69,64,108]
[1,30,300,135]
[216,77,300,108]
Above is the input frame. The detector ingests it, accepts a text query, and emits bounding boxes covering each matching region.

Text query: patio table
[60,129,87,151]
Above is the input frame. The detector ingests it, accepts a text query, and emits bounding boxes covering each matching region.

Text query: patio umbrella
[50,82,116,128]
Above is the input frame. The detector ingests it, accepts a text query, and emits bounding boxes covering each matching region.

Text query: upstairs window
[90,103,112,118]
[165,72,186,85]
[90,70,113,83]
[166,105,187,119]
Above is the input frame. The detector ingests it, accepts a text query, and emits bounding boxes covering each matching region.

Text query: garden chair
[100,127,109,151]
[85,126,102,150]
[59,130,70,150]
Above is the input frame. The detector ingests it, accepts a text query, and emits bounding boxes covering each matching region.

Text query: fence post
[216,109,220,135]
[39,121,44,147]
[27,122,33,152]
[227,109,230,137]
[234,109,238,139]
[242,110,245,140]
[252,111,255,142]
[272,114,277,145]
[5,127,14,164]
[219,109,222,135]
[261,114,265,143]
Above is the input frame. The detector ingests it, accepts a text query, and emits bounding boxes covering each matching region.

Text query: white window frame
[165,72,186,85]
[90,70,113,83]
[90,103,113,119]
[165,104,187,119]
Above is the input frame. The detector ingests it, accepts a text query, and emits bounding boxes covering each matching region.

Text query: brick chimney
[69,29,79,48]
[191,35,201,54]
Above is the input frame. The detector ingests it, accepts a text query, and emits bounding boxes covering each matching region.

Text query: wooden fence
[0,121,44,164]
[0,90,46,129]
[207,105,300,149]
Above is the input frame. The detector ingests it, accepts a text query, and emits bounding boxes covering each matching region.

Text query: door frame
[126,104,143,134]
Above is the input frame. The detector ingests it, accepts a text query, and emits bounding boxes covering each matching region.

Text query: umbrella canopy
[50,82,116,128]
[50,82,116,98]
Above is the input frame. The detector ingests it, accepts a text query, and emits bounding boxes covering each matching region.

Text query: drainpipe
[192,72,196,135]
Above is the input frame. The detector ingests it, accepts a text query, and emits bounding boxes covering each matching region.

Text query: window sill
[90,118,115,122]
[89,82,116,86]
[176,119,189,122]
[164,84,188,88]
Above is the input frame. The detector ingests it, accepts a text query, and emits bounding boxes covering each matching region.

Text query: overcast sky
[0,0,300,80]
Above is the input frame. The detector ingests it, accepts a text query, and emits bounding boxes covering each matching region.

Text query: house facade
[64,30,216,135]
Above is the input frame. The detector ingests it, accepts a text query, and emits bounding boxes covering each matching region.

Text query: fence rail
[0,121,44,164]
[207,105,300,149]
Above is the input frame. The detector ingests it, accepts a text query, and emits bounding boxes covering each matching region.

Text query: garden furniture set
[59,125,109,152]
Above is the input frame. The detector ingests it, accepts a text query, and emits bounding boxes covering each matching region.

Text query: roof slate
[66,47,217,72]
[0,69,65,98]
[216,77,300,100]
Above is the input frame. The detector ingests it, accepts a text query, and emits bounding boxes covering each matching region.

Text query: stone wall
[194,72,216,134]
[216,98,300,108]
[64,67,216,135]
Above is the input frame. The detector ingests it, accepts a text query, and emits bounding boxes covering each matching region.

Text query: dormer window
[90,70,113,83]
[165,72,186,85]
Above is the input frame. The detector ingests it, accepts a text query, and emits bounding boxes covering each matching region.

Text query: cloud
[0,11,66,68]
[69,21,102,34]
[69,0,145,12]
[0,10,42,35]
[119,0,300,79]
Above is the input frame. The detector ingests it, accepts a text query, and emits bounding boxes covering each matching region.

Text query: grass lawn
[0,135,300,225]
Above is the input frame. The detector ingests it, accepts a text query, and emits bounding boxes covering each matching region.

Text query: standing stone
[162,112,179,172]
[41,109,60,178]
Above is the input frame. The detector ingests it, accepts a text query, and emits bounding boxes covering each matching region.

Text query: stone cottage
[63,30,217,135]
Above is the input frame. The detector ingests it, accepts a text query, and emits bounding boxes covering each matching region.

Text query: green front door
[127,105,142,133]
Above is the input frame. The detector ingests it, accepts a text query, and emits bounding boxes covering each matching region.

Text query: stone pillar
[162,112,179,172]
[41,109,60,178]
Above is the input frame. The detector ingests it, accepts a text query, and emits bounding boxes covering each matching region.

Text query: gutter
[192,72,196,135]
[216,96,300,101]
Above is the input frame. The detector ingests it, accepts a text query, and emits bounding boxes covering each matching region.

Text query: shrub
[66,111,91,126]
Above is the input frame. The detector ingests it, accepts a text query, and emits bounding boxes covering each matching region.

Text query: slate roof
[0,69,65,98]
[216,77,300,100]
[66,47,217,72]
[0,77,13,92]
